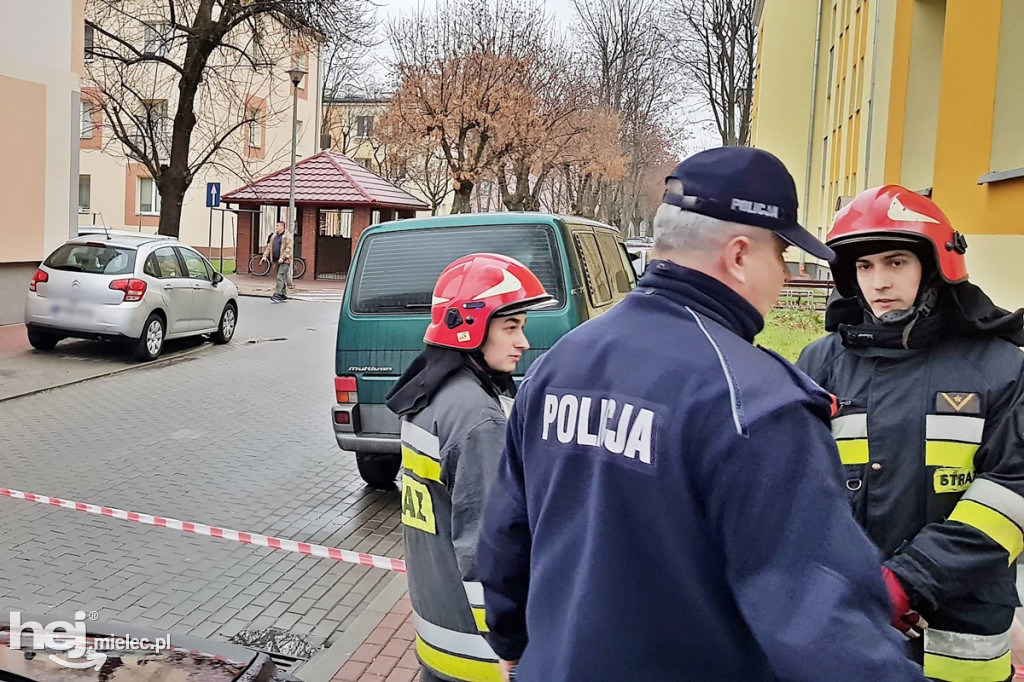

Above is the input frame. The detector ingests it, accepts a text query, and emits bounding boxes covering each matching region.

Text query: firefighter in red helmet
[385,253,553,682]
[798,185,1024,681]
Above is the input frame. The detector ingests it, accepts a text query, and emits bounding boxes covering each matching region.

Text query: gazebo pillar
[237,210,254,273]
[300,206,318,278]
[351,206,373,259]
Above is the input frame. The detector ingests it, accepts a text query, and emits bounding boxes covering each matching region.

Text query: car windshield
[44,243,137,276]
[351,224,565,314]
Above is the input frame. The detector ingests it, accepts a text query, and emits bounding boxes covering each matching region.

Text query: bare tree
[571,0,681,232]
[383,0,552,213]
[85,0,373,238]
[665,0,755,147]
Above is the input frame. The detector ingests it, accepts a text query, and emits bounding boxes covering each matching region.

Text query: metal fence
[775,279,835,312]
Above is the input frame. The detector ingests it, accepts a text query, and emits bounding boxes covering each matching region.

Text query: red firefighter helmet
[827,185,968,297]
[424,253,554,351]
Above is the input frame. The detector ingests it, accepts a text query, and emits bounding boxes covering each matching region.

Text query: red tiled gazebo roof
[223,150,428,210]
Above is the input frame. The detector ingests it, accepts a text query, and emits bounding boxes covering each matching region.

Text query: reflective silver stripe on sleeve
[925,414,985,443]
[963,478,1024,528]
[831,413,868,440]
[925,626,1011,660]
[401,420,440,458]
[463,581,485,608]
[414,613,497,660]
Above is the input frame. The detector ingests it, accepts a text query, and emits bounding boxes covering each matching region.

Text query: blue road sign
[206,182,221,208]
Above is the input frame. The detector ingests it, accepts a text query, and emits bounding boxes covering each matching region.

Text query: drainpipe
[863,0,882,187]
[800,0,825,277]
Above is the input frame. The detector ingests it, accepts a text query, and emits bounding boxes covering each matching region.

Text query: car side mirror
[212,271,224,285]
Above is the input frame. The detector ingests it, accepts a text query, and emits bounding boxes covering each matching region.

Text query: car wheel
[356,452,400,490]
[212,303,237,344]
[133,313,165,362]
[27,327,60,351]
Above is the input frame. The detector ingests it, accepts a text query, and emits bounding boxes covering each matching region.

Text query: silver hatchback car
[25,233,239,361]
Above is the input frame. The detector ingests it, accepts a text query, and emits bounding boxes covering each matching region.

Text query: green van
[332,212,637,488]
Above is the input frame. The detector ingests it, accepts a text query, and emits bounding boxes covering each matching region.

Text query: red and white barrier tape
[0,487,406,573]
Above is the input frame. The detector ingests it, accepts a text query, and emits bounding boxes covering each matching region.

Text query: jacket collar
[638,259,764,342]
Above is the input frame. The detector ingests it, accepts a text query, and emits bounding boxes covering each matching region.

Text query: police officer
[386,253,554,682]
[797,185,1024,682]
[477,147,924,682]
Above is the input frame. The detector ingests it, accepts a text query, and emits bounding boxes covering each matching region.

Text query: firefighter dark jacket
[478,260,922,682]
[797,283,1024,682]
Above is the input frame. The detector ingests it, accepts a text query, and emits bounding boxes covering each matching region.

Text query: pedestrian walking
[797,185,1024,681]
[386,253,554,682]
[477,147,925,682]
[261,221,292,302]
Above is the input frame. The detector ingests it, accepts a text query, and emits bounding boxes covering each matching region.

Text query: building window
[355,157,372,170]
[80,99,95,139]
[142,99,169,141]
[79,175,91,212]
[138,177,161,214]
[356,115,374,139]
[143,22,171,57]
[85,25,95,61]
[247,108,262,148]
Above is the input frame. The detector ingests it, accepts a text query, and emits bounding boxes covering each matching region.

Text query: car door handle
[164,284,174,290]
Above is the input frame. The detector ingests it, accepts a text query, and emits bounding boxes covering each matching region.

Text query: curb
[297,573,409,682]
[0,342,211,404]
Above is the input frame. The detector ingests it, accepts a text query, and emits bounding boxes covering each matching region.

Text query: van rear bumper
[332,404,400,454]
[334,431,400,454]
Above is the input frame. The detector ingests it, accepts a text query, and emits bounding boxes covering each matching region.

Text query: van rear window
[351,224,565,314]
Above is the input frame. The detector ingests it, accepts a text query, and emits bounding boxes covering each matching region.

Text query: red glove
[882,567,926,637]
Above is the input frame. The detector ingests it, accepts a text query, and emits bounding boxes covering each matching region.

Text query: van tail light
[29,269,48,292]
[110,278,148,302]
[335,375,358,403]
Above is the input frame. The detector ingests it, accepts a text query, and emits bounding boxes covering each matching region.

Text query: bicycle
[247,253,306,279]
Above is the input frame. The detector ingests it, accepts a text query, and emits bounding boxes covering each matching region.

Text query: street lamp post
[286,66,308,237]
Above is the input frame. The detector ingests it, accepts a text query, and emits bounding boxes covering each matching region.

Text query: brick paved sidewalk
[0,323,30,355]
[332,593,419,682]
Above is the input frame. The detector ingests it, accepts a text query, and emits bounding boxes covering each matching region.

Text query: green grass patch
[209,258,236,275]
[756,309,828,362]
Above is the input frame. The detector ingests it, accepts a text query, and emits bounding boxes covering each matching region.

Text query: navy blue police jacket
[478,260,923,682]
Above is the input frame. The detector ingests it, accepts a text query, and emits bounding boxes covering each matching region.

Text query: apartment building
[752,0,1024,307]
[0,0,85,325]
[79,2,321,260]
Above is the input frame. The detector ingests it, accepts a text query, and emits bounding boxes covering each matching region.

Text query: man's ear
[721,235,753,284]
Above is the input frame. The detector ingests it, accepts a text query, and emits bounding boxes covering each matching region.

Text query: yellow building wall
[759,0,1024,306]
[899,0,945,192]
[750,0,819,222]
[989,0,1024,174]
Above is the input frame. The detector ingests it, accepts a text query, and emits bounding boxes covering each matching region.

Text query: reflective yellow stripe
[403,445,441,482]
[926,441,979,468]
[471,607,489,633]
[923,650,1012,682]
[415,636,501,682]
[949,499,1024,563]
[836,439,869,465]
